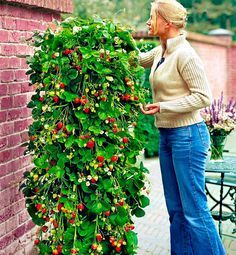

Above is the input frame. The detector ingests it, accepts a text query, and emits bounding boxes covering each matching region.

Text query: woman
[139,0,226,254]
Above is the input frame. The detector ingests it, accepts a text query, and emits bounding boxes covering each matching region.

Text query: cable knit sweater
[139,34,212,128]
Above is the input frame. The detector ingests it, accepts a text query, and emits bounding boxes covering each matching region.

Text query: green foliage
[21,17,150,255]
[179,0,236,39]
[136,40,160,158]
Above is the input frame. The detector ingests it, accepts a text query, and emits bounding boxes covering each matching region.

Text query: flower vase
[210,134,227,162]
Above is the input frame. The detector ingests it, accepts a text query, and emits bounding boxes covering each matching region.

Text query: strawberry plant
[21,16,150,255]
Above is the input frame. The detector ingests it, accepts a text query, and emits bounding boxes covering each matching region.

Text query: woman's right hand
[140,103,160,115]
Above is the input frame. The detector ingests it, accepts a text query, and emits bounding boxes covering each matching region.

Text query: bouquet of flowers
[202,92,236,136]
[201,92,236,161]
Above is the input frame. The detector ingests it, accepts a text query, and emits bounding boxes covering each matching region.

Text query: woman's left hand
[140,103,160,115]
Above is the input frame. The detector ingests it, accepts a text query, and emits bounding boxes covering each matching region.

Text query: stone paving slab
[133,158,236,255]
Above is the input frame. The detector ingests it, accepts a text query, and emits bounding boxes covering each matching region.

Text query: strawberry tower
[21,17,149,255]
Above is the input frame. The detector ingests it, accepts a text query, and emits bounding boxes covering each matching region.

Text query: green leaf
[133,207,145,217]
[65,135,75,148]
[68,69,78,80]
[139,195,150,208]
[63,91,78,102]
[101,179,113,192]
[90,201,103,214]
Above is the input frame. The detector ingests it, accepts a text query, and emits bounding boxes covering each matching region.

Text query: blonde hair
[152,0,187,29]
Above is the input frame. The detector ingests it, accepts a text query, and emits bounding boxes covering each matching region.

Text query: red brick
[0,189,10,211]
[7,134,21,147]
[14,119,28,132]
[0,232,14,250]
[11,146,25,160]
[13,94,27,108]
[20,58,28,69]
[0,138,7,151]
[0,96,13,109]
[0,122,14,136]
[9,186,24,205]
[0,70,14,82]
[8,82,21,95]
[0,149,13,163]
[14,69,28,82]
[0,30,9,43]
[0,57,9,69]
[0,111,7,122]
[0,222,6,238]
[0,174,15,191]
[16,19,28,31]
[21,82,33,93]
[16,44,33,57]
[20,107,31,118]
[6,215,18,233]
[8,57,22,69]
[18,209,29,225]
[2,17,17,30]
[1,44,16,56]
[0,84,8,96]
[7,109,22,121]
[0,206,13,223]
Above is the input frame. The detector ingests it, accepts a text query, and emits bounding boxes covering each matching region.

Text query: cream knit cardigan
[139,34,212,128]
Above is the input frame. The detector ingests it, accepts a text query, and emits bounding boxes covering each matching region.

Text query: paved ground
[133,157,236,255]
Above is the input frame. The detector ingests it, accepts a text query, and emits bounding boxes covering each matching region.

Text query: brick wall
[0,1,73,254]
[134,31,236,101]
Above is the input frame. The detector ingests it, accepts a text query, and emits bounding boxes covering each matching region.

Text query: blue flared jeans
[159,122,226,255]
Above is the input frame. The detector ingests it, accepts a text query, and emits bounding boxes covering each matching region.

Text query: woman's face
[147,5,169,37]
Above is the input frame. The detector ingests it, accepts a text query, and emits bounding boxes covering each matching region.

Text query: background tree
[73,0,236,40]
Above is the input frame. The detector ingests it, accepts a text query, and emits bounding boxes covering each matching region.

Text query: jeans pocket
[196,122,210,149]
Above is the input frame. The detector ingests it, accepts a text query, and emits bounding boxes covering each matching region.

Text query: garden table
[205,156,236,239]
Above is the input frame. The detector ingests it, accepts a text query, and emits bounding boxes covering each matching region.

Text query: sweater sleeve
[159,57,212,113]
[138,46,161,68]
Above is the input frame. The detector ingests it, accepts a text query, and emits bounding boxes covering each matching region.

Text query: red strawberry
[83,108,90,114]
[96,233,103,242]
[53,219,58,228]
[34,239,40,245]
[98,162,103,167]
[77,203,85,211]
[91,178,96,184]
[39,96,44,102]
[71,248,77,254]
[41,226,48,233]
[52,53,57,59]
[115,246,122,253]
[111,155,118,162]
[101,97,107,101]
[35,187,40,193]
[71,212,76,218]
[105,211,110,217]
[74,97,80,104]
[57,245,63,253]
[91,243,98,250]
[53,96,59,103]
[56,122,63,130]
[60,83,65,89]
[123,137,129,143]
[97,156,104,162]
[57,203,64,212]
[36,204,42,211]
[42,208,47,214]
[63,49,71,55]
[86,140,95,149]
[109,118,115,123]
[76,65,81,70]
[52,250,59,255]
[69,218,75,224]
